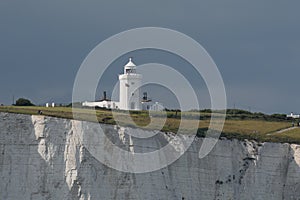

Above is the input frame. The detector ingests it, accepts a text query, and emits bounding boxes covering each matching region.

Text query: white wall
[82,101,120,109]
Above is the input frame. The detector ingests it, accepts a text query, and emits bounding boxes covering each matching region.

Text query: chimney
[143,92,147,101]
[103,91,107,100]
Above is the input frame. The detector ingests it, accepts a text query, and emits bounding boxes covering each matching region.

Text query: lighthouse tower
[119,58,142,110]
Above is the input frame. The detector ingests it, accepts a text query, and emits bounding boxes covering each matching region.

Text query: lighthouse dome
[124,58,136,74]
[125,57,136,67]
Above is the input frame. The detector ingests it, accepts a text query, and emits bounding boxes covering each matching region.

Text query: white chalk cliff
[0,112,300,200]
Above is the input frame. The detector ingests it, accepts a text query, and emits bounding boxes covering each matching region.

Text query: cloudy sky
[0,0,299,113]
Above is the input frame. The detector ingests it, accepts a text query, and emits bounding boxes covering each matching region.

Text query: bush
[15,98,34,106]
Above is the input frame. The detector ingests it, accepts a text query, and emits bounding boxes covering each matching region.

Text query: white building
[287,112,300,119]
[82,58,160,111]
[82,99,119,109]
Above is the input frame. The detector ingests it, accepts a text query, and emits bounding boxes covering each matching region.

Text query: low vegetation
[15,98,35,106]
[0,106,299,144]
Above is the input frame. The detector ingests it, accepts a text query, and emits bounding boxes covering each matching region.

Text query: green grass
[269,127,300,144]
[0,106,298,144]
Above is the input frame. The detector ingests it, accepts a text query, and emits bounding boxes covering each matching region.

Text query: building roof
[125,57,136,67]
[96,99,111,102]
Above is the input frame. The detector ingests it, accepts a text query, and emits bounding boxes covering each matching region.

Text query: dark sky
[0,0,299,114]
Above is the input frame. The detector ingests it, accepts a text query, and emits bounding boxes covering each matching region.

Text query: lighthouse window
[132,93,134,96]
[125,83,129,87]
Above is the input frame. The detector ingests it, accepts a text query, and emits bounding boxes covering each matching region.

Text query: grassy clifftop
[0,106,299,144]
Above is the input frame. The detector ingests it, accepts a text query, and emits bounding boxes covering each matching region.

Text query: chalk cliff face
[0,112,300,200]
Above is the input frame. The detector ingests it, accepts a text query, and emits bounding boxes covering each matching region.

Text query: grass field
[0,106,299,144]
[268,127,300,144]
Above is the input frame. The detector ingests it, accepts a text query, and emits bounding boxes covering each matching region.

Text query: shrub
[15,98,34,106]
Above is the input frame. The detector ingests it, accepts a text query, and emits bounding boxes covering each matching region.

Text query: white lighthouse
[82,57,162,111]
[119,58,142,110]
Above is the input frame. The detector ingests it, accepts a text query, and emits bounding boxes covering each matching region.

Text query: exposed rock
[0,112,300,200]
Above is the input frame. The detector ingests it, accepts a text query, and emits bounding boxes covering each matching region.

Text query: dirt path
[267,126,298,135]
